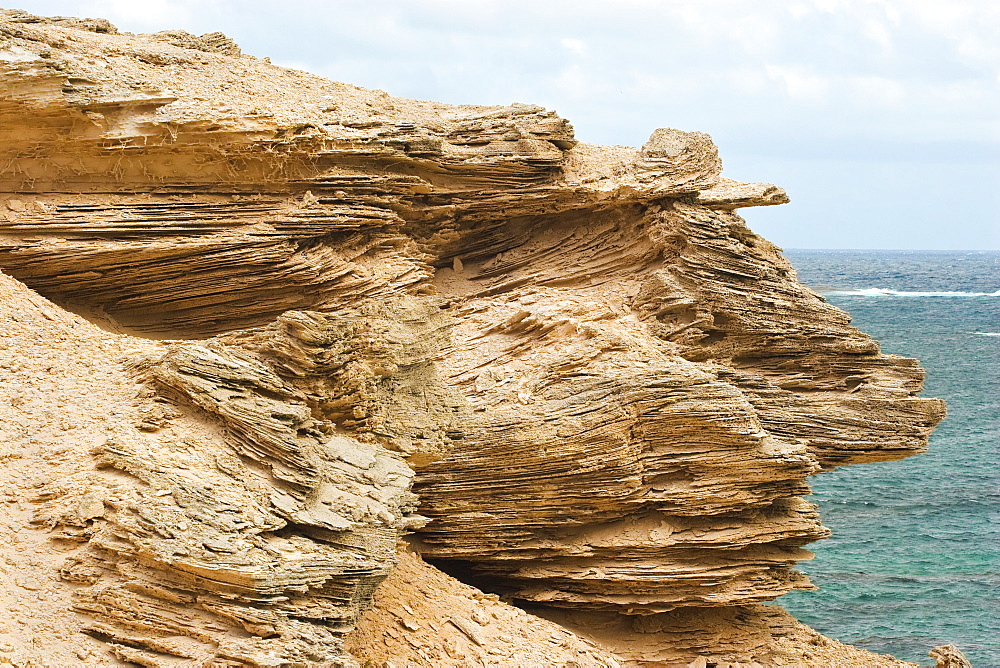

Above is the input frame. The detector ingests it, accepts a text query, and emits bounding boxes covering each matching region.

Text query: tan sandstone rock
[0,9,943,666]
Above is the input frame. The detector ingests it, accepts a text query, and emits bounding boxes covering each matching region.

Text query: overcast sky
[11,0,1000,249]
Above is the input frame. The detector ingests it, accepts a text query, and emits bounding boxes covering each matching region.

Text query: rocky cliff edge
[0,10,944,666]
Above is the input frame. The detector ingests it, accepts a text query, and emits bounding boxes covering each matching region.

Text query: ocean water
[777,250,1000,667]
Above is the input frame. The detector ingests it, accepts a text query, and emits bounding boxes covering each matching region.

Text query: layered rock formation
[1,9,943,666]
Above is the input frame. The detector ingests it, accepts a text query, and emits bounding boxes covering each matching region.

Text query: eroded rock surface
[0,276,420,666]
[1,9,942,666]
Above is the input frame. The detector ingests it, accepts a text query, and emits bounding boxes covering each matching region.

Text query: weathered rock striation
[1,9,943,666]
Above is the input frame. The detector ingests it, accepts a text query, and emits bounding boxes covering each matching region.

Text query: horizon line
[781,248,1000,252]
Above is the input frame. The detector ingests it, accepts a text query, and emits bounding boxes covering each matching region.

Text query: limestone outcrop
[1,9,942,666]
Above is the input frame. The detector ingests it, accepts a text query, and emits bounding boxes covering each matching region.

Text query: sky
[8,0,1000,249]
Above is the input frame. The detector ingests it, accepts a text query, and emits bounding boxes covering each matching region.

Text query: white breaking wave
[822,288,1000,297]
[974,332,1000,337]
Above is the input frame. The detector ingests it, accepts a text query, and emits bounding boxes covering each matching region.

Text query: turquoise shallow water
[778,250,1000,667]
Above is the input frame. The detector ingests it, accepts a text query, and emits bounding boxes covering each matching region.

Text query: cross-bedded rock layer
[1,10,942,665]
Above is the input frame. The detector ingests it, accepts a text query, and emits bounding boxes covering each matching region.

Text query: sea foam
[822,288,1000,297]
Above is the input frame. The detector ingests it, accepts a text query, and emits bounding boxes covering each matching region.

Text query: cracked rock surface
[1,9,940,666]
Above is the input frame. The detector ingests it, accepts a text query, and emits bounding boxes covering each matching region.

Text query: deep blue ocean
[777,250,999,667]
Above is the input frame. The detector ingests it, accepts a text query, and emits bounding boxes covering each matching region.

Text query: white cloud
[19,0,229,34]
[560,38,588,58]
[765,65,832,104]
[899,0,1000,64]
[730,67,772,95]
[849,75,906,107]
[80,0,201,30]
[861,17,894,53]
[810,0,849,14]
